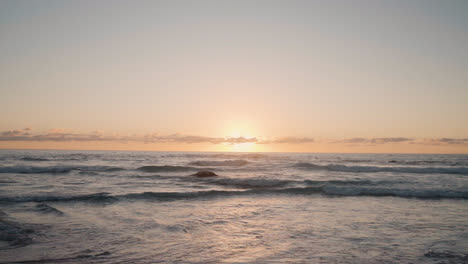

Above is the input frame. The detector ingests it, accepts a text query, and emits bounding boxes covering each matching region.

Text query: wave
[294,162,468,175]
[200,177,409,189]
[0,213,34,249]
[137,165,199,172]
[20,157,50,162]
[201,177,294,188]
[0,192,117,203]
[211,153,266,159]
[2,185,466,204]
[0,165,124,174]
[424,251,468,261]
[341,159,374,163]
[388,160,467,166]
[120,187,468,200]
[34,203,64,215]
[0,180,17,184]
[303,179,406,186]
[319,186,468,198]
[2,251,111,264]
[188,159,249,166]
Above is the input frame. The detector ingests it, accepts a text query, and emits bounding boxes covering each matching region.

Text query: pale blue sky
[1,0,467,143]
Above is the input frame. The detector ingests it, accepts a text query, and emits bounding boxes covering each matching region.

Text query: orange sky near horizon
[0,131,467,154]
[1,141,467,154]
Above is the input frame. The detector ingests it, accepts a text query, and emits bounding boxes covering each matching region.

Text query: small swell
[211,153,266,159]
[320,186,468,199]
[389,160,467,166]
[294,162,468,175]
[424,251,468,261]
[120,190,256,200]
[137,165,198,172]
[0,192,116,203]
[34,203,64,215]
[202,177,293,189]
[200,177,407,189]
[0,213,34,249]
[0,180,17,184]
[120,187,468,200]
[188,159,249,166]
[3,251,111,264]
[20,157,50,162]
[0,166,124,174]
[2,186,466,204]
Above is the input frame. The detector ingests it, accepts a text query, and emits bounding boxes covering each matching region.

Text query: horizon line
[1,147,467,155]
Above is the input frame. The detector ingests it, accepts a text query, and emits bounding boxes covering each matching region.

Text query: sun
[224,131,257,152]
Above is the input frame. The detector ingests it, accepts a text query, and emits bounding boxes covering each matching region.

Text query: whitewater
[0,150,467,263]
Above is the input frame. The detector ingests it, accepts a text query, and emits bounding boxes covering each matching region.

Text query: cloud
[333,137,468,146]
[335,137,368,144]
[1,128,31,137]
[0,129,466,147]
[0,128,257,145]
[224,137,258,144]
[142,134,257,145]
[417,138,468,146]
[0,129,116,142]
[257,137,314,144]
[370,137,413,144]
[335,137,413,145]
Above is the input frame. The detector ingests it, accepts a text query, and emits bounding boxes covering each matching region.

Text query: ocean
[0,150,467,263]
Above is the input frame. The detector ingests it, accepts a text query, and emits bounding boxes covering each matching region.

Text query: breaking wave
[1,185,466,204]
[294,162,468,175]
[188,159,249,166]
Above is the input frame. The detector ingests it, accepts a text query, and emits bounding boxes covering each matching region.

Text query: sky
[0,0,467,153]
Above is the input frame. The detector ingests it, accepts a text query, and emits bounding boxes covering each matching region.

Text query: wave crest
[34,203,64,215]
[1,186,466,204]
[188,160,248,166]
[137,165,198,172]
[0,165,124,174]
[294,162,468,175]
[202,177,293,188]
[0,192,116,203]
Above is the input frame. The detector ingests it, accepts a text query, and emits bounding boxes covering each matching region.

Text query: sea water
[0,150,467,263]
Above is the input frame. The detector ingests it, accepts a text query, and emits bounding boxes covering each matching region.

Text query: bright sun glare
[229,142,256,152]
[225,131,257,152]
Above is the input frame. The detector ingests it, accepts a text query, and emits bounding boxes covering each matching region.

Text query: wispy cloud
[332,137,468,146]
[334,137,414,145]
[417,138,468,146]
[257,137,314,144]
[1,129,119,142]
[142,134,257,144]
[0,128,257,145]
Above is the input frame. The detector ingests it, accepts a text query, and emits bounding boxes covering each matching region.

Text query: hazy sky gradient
[1,0,467,152]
